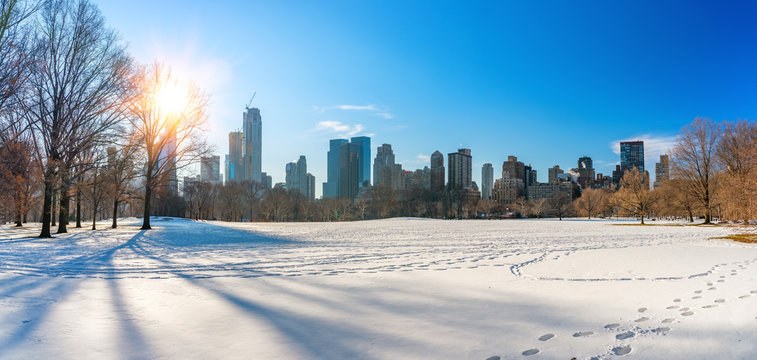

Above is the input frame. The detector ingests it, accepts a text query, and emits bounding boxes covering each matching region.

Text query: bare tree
[127,63,210,230]
[548,191,573,220]
[21,0,132,237]
[716,120,757,224]
[104,140,140,227]
[671,118,721,224]
[615,168,657,224]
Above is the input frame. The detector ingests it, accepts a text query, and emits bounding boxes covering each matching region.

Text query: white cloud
[610,134,679,167]
[316,121,365,137]
[313,104,393,119]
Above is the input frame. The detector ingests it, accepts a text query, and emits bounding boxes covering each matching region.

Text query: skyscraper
[226,131,243,183]
[297,155,307,195]
[654,154,669,188]
[447,148,472,190]
[620,140,644,176]
[285,162,297,191]
[323,138,348,198]
[339,142,361,200]
[576,156,595,189]
[430,150,445,192]
[243,107,262,183]
[200,155,221,184]
[481,163,493,200]
[350,136,371,187]
[373,144,404,190]
[306,173,316,201]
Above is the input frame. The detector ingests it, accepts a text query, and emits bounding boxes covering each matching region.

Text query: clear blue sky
[97,1,757,196]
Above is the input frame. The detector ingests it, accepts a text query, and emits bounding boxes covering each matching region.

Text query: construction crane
[245,92,256,109]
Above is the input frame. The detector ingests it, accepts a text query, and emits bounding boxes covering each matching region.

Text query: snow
[0,218,756,359]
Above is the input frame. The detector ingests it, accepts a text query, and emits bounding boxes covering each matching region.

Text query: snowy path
[0,218,755,359]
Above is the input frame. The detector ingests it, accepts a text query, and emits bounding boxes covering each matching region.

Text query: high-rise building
[654,154,669,188]
[373,144,404,190]
[481,163,494,200]
[297,155,307,194]
[323,139,348,198]
[306,173,316,201]
[548,165,564,183]
[226,131,243,183]
[350,136,371,187]
[430,150,445,192]
[620,140,644,176]
[448,148,472,190]
[502,156,526,183]
[261,172,272,189]
[575,156,595,189]
[285,162,297,191]
[339,142,361,200]
[200,155,221,184]
[243,107,262,183]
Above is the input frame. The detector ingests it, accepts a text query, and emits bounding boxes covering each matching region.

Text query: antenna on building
[245,92,256,109]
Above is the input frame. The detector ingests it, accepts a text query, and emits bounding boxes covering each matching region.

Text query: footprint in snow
[486,356,501,360]
[634,317,649,323]
[681,311,694,316]
[692,296,702,299]
[679,307,690,312]
[714,298,726,303]
[612,345,632,356]
[638,307,647,313]
[708,287,717,291]
[673,298,681,302]
[739,295,751,299]
[616,331,634,340]
[661,318,676,323]
[538,334,554,341]
[717,279,725,283]
[702,304,718,309]
[666,305,679,310]
[652,327,671,333]
[694,290,703,294]
[573,331,594,337]
[522,349,539,356]
[604,323,620,329]
[707,282,714,286]
[751,290,757,294]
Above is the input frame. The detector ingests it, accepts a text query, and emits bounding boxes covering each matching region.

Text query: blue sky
[97,1,757,196]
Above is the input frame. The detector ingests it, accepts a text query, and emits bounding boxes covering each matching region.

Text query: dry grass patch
[712,234,757,244]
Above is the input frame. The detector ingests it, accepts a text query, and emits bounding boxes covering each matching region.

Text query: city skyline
[97,1,757,197]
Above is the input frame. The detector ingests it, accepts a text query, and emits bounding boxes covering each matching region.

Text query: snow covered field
[0,218,755,359]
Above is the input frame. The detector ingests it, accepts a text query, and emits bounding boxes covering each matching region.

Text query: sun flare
[155,80,187,114]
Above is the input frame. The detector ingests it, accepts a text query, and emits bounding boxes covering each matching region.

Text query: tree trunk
[39,180,54,238]
[112,199,119,228]
[15,207,22,227]
[57,186,69,233]
[51,190,57,227]
[640,215,645,225]
[142,180,152,230]
[75,189,82,228]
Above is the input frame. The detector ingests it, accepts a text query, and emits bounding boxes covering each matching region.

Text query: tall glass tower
[350,136,371,187]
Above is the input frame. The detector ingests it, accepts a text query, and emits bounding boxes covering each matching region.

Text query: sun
[155,79,187,115]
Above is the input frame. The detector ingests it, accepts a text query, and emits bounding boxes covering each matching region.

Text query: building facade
[548,165,564,184]
[430,150,445,192]
[654,154,669,188]
[323,138,348,198]
[620,140,645,176]
[447,148,472,190]
[200,155,221,184]
[350,136,371,187]
[481,163,494,200]
[242,107,263,183]
[339,142,361,200]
